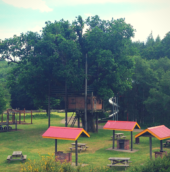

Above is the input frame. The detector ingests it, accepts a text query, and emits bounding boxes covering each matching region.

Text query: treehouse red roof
[103,120,140,131]
[135,125,170,140]
[42,126,90,141]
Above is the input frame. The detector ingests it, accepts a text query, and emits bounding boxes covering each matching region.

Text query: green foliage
[128,154,170,172]
[0,60,12,112]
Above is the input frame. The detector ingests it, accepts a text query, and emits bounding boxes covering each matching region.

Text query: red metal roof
[42,126,90,141]
[135,125,170,140]
[103,120,140,131]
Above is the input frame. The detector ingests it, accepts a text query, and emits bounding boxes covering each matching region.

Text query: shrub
[127,153,170,172]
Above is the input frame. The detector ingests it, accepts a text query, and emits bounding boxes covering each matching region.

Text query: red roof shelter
[103,120,140,151]
[42,126,90,165]
[135,125,170,159]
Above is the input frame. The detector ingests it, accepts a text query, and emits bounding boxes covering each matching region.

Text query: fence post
[15,119,17,130]
[1,113,3,123]
[31,110,32,124]
[7,119,9,131]
[19,112,21,124]
[24,108,25,122]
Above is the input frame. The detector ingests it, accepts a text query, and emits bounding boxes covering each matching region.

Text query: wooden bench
[23,155,27,160]
[108,157,131,170]
[69,147,82,152]
[7,155,12,161]
[121,136,126,139]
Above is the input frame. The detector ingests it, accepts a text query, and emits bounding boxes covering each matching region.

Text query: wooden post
[15,119,17,130]
[24,108,25,122]
[113,130,115,149]
[55,139,57,153]
[65,81,67,127]
[48,95,51,128]
[75,140,78,166]
[150,136,152,159]
[31,110,32,124]
[131,131,133,151]
[77,114,80,128]
[84,54,87,131]
[96,113,98,133]
[7,119,9,131]
[7,110,9,121]
[19,112,21,124]
[160,140,163,152]
[1,113,3,123]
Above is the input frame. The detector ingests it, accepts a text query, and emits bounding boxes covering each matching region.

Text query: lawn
[0,112,170,172]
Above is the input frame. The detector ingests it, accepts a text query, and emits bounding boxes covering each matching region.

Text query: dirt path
[60,117,143,132]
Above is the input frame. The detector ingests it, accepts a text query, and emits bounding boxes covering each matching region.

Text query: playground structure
[1,109,33,125]
[51,85,104,132]
[108,97,119,120]
[0,119,18,132]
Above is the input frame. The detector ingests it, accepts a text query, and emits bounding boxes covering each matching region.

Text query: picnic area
[1,111,170,172]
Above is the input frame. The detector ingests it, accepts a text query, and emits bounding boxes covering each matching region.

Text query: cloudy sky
[0,0,170,42]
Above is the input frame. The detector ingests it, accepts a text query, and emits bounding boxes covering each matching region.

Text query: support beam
[77,114,80,128]
[160,140,163,152]
[84,54,87,131]
[31,110,33,124]
[96,113,98,133]
[131,131,133,151]
[65,81,67,127]
[149,136,152,159]
[75,140,78,166]
[15,119,17,130]
[112,130,115,149]
[55,139,57,154]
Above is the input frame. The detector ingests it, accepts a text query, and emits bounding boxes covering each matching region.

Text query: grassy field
[1,112,170,172]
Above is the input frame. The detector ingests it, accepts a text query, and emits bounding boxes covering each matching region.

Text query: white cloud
[120,7,170,42]
[50,0,170,6]
[86,6,170,42]
[2,0,53,12]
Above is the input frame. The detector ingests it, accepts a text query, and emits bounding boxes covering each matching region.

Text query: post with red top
[131,131,133,151]
[24,108,25,122]
[113,130,115,149]
[160,140,163,152]
[55,139,57,153]
[150,136,152,159]
[75,140,78,166]
[31,110,32,124]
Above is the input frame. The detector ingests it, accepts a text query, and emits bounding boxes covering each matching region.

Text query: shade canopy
[42,126,90,141]
[103,120,140,131]
[135,125,170,140]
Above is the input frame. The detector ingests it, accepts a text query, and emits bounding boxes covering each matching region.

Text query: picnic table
[107,157,131,170]
[163,140,170,147]
[69,143,88,152]
[111,133,125,140]
[7,151,27,162]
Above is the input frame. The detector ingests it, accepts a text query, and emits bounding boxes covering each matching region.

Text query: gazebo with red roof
[135,125,170,159]
[103,120,140,151]
[42,126,90,166]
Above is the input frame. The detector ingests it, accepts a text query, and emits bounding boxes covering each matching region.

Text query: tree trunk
[81,111,95,132]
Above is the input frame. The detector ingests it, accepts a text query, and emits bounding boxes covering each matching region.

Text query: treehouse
[67,96,102,111]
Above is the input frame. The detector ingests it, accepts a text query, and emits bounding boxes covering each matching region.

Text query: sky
[0,0,170,42]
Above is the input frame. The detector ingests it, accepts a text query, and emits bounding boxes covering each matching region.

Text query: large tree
[1,16,135,131]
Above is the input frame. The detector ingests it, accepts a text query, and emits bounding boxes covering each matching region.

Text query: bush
[20,154,115,172]
[20,153,77,172]
[127,153,170,172]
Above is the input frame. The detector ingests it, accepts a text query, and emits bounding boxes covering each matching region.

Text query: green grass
[1,112,170,172]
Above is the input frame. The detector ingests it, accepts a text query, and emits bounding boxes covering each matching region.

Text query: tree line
[0,15,170,128]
